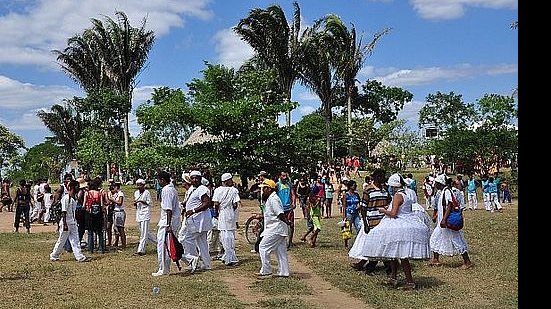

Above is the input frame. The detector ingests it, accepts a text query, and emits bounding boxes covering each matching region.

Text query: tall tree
[135,87,193,146]
[234,1,303,126]
[37,101,83,160]
[299,20,340,162]
[0,123,25,177]
[324,14,390,153]
[53,11,155,166]
[418,91,476,134]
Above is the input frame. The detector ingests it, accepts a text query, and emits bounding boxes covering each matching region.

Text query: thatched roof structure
[183,128,220,146]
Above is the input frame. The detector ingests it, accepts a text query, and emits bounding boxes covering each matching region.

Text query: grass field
[0,170,518,309]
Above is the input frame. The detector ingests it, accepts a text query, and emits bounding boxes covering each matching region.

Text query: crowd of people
[1,165,514,289]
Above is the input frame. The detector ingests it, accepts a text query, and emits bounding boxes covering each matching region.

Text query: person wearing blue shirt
[467,175,478,210]
[487,177,503,212]
[276,172,296,248]
[342,180,362,234]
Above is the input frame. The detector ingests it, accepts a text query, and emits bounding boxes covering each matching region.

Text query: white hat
[434,174,447,185]
[182,173,191,184]
[136,179,145,185]
[190,170,202,177]
[387,173,402,187]
[221,173,232,182]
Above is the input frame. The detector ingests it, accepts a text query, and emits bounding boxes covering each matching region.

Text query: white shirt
[61,194,77,225]
[113,191,125,211]
[185,185,212,232]
[43,193,53,208]
[212,186,240,230]
[261,191,288,237]
[134,189,152,222]
[33,184,40,200]
[158,183,181,227]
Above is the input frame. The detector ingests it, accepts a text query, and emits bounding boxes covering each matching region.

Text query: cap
[136,179,145,185]
[190,170,202,177]
[259,179,276,189]
[221,173,232,182]
[387,173,402,187]
[434,174,447,185]
[258,171,268,177]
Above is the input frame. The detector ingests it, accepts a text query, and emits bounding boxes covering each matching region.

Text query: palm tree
[298,20,340,162]
[36,102,83,160]
[234,1,302,126]
[53,11,155,166]
[324,14,390,154]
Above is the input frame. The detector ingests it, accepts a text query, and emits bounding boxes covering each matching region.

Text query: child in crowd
[340,219,352,248]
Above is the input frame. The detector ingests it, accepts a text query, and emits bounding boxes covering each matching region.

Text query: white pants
[483,193,491,211]
[490,193,502,210]
[467,192,477,210]
[156,221,181,274]
[44,206,51,222]
[259,233,289,276]
[182,230,211,269]
[30,202,42,220]
[50,222,85,261]
[137,220,157,254]
[220,230,238,264]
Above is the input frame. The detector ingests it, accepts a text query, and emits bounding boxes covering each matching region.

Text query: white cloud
[0,75,81,110]
[396,100,426,128]
[410,0,517,20]
[0,0,212,67]
[371,63,517,87]
[0,109,47,131]
[298,105,317,116]
[213,28,254,69]
[296,91,319,101]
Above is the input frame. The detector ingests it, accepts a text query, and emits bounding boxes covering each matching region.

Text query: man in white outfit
[49,180,87,262]
[212,173,240,266]
[152,171,181,276]
[182,171,213,272]
[134,179,157,256]
[257,179,290,279]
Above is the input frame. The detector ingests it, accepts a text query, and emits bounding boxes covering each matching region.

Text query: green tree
[135,87,193,146]
[186,63,292,188]
[298,20,340,162]
[12,141,63,182]
[324,14,390,153]
[418,91,476,134]
[234,1,303,126]
[0,123,25,177]
[424,93,518,175]
[37,101,83,159]
[53,11,155,165]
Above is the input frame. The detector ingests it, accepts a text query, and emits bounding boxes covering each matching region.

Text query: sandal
[398,282,416,290]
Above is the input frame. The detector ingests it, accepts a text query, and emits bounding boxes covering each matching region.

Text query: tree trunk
[123,114,130,168]
[326,116,332,164]
[347,89,352,155]
[285,96,292,127]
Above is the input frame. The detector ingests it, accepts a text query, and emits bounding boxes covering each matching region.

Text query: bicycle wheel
[245,216,262,244]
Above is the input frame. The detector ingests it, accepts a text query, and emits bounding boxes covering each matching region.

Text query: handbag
[444,189,464,231]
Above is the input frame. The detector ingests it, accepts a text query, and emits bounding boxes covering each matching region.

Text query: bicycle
[244,212,263,245]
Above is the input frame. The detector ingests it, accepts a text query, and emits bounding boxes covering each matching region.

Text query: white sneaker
[50,256,59,262]
[151,270,169,277]
[77,256,89,263]
[190,257,199,273]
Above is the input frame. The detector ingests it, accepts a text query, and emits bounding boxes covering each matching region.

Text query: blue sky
[0,0,518,148]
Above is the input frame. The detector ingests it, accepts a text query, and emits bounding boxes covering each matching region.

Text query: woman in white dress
[429,175,473,269]
[357,173,431,290]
